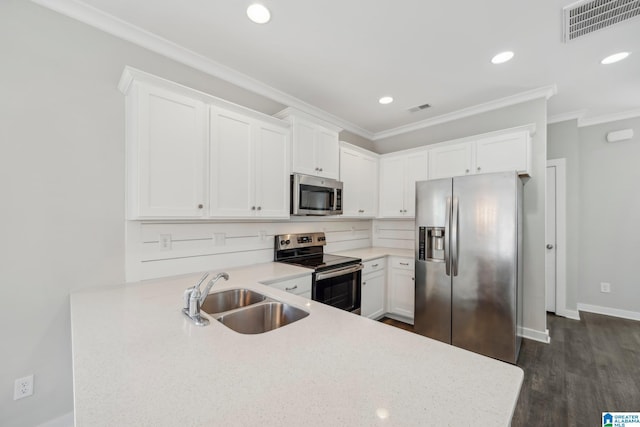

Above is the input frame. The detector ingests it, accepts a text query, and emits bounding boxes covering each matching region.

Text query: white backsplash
[126,218,373,281]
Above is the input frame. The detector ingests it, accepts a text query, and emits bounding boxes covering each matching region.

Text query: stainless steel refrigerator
[415,171,523,364]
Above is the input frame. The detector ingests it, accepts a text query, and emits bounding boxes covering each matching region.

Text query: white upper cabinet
[428,142,474,180]
[339,143,378,217]
[126,83,208,219]
[253,122,290,218]
[427,129,532,180]
[209,106,290,218]
[120,67,290,220]
[209,107,253,217]
[475,131,530,175]
[275,108,341,180]
[379,150,428,218]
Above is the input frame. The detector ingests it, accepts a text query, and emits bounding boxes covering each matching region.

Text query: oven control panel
[275,232,327,250]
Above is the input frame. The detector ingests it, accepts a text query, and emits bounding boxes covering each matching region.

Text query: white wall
[0,1,287,425]
[577,117,640,317]
[375,99,549,339]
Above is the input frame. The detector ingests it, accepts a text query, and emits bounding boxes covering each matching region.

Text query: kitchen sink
[215,301,309,334]
[200,288,268,315]
[200,288,309,334]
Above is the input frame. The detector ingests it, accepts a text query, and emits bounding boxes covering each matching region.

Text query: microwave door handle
[333,188,338,212]
[315,263,363,281]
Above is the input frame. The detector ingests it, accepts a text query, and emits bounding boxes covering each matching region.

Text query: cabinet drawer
[267,275,312,296]
[391,258,414,270]
[363,258,385,275]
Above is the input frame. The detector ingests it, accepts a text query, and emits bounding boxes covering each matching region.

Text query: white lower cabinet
[361,258,386,319]
[387,257,415,323]
[263,275,312,299]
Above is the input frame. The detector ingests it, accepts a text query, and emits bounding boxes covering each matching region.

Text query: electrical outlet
[159,234,172,251]
[14,375,33,400]
[213,233,226,246]
[600,282,611,293]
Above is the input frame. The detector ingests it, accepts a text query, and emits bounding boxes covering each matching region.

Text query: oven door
[313,263,363,314]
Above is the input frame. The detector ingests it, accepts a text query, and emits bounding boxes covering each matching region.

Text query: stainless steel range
[274,232,363,314]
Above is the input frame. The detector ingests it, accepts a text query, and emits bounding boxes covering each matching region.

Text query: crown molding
[31,0,374,140]
[577,108,640,128]
[547,110,585,125]
[372,85,557,141]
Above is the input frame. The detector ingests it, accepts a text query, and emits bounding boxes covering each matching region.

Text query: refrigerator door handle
[444,197,451,276]
[451,197,459,276]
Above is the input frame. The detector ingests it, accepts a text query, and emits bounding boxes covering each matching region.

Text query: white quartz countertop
[333,246,414,261]
[71,257,523,426]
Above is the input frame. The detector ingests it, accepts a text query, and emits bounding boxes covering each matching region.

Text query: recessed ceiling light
[379,96,393,105]
[491,51,514,64]
[601,52,630,65]
[247,4,271,24]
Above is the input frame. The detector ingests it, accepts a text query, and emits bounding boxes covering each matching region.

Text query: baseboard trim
[37,411,73,427]
[556,308,581,321]
[577,303,640,321]
[519,327,551,344]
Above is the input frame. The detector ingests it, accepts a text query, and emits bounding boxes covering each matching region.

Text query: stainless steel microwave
[291,173,343,216]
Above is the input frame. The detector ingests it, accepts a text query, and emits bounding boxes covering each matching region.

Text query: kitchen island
[70,261,523,426]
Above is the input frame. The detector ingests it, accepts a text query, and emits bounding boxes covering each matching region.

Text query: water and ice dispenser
[418,226,445,261]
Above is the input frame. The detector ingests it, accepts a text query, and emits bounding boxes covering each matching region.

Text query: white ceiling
[42,0,640,137]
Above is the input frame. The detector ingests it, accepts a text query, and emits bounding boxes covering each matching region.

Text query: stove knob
[280,240,287,246]
[285,239,291,244]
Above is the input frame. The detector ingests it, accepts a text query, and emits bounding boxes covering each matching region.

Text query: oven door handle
[315,263,363,281]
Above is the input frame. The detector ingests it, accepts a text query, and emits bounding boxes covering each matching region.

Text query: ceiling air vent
[563,0,640,42]
[409,103,431,113]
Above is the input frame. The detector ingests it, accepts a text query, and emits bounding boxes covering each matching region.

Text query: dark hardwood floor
[380,312,640,426]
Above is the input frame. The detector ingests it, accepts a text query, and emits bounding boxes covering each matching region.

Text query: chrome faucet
[182,272,229,326]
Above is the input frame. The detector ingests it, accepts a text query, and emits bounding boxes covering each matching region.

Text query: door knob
[546,244,554,249]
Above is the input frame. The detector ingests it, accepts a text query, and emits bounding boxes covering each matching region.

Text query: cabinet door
[135,85,207,218]
[475,132,530,176]
[379,156,406,217]
[315,129,340,179]
[428,142,473,180]
[389,268,415,321]
[254,122,290,218]
[359,154,378,217]
[209,107,254,217]
[339,147,361,216]
[404,152,429,217]
[291,120,317,176]
[362,272,385,319]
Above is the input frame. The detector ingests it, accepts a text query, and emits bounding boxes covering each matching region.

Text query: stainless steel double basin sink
[200,288,309,334]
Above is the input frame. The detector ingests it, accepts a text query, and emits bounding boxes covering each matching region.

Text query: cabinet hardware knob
[285,285,298,291]
[400,262,409,266]
[251,206,256,210]
[546,244,554,249]
[198,204,203,209]
[315,167,319,171]
[257,206,262,211]
[412,277,415,281]
[400,209,403,213]
[477,167,481,171]
[362,282,366,286]
[319,167,323,172]
[372,264,378,267]
[465,169,470,173]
